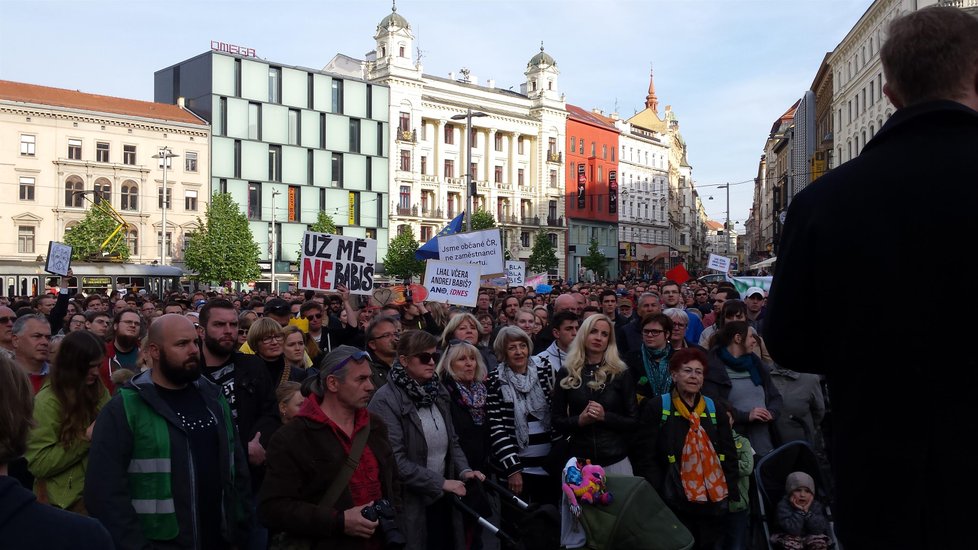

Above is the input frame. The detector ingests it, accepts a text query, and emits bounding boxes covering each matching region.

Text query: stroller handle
[482,478,530,510]
[450,495,519,548]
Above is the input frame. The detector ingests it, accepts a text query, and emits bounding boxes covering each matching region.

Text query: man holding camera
[259,346,402,549]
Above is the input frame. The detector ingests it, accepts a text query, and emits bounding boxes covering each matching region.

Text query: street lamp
[450,109,488,232]
[710,183,732,258]
[151,147,179,266]
[270,189,281,294]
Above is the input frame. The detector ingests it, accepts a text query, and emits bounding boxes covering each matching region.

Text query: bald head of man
[148,314,201,389]
[554,294,580,316]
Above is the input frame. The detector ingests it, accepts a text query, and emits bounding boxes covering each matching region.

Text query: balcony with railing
[446,177,465,189]
[547,151,563,163]
[421,207,444,219]
[394,204,419,217]
[397,129,418,143]
[546,216,564,227]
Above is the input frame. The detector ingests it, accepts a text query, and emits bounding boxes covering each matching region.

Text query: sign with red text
[423,260,481,307]
[299,232,376,295]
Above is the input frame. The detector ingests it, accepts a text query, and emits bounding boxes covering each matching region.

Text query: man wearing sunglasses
[260,346,398,547]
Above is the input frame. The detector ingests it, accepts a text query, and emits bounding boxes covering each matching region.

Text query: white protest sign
[437,228,504,277]
[423,260,481,307]
[299,232,377,295]
[45,242,73,276]
[506,261,525,287]
[707,253,731,273]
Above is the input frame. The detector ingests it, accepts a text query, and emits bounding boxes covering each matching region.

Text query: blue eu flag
[415,212,466,260]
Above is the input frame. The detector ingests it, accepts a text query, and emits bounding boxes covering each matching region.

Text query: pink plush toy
[561,458,613,517]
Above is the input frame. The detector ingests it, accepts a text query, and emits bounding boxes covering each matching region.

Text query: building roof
[769,99,800,136]
[566,104,618,131]
[0,80,205,125]
[378,5,410,30]
[706,220,725,231]
[528,43,556,68]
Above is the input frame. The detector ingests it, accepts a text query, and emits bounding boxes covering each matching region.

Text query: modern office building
[155,46,389,290]
[0,79,209,269]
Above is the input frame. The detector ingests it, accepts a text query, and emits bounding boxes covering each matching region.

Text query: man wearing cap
[259,346,399,547]
[616,292,662,355]
[262,298,293,328]
[744,287,766,334]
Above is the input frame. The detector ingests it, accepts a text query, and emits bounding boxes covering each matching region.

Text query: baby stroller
[753,440,841,549]
[452,478,560,550]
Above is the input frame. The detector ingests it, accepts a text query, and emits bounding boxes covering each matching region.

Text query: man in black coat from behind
[764,8,978,549]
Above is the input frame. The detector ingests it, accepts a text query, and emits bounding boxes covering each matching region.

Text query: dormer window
[400,46,405,57]
[381,46,386,57]
[548,80,552,91]
[531,80,537,92]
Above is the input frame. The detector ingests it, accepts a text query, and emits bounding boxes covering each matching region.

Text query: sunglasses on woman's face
[414,351,442,364]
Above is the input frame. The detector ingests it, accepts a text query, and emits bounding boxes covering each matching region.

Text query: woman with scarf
[631,347,738,549]
[369,330,484,550]
[703,320,782,457]
[485,326,558,533]
[624,313,677,401]
[438,340,492,548]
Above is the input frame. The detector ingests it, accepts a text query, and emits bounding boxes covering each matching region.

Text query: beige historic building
[0,80,209,265]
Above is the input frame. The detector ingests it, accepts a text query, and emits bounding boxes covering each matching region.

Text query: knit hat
[785,471,815,494]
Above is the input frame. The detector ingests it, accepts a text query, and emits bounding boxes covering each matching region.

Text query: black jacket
[441,376,491,471]
[84,371,253,550]
[0,475,114,550]
[764,100,978,549]
[551,366,638,466]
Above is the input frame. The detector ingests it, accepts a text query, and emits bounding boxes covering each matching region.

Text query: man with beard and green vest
[85,314,252,549]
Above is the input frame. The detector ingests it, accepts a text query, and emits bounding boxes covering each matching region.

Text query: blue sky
[0,0,872,227]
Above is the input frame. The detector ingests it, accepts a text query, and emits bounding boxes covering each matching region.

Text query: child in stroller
[769,471,832,550]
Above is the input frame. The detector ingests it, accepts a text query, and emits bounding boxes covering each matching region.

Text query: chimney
[487,79,495,89]
[449,71,455,80]
[177,97,186,108]
[610,112,619,120]
[592,108,604,116]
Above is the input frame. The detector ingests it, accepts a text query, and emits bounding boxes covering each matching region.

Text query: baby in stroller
[769,471,832,550]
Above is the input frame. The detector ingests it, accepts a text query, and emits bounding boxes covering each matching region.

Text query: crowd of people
[0,7,974,548]
[0,264,830,550]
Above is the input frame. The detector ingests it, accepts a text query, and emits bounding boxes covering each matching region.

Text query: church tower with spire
[645,66,659,114]
[372,2,418,74]
[521,42,561,102]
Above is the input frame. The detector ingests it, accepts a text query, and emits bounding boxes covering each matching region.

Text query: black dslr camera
[361,499,406,549]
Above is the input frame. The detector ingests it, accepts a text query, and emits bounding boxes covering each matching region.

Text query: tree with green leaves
[184,193,261,284]
[383,227,425,280]
[63,203,130,262]
[527,228,558,275]
[470,208,497,230]
[296,211,337,257]
[581,238,608,279]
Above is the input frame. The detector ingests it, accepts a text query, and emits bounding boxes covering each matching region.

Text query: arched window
[65,176,84,207]
[126,229,139,256]
[121,180,138,211]
[94,177,111,204]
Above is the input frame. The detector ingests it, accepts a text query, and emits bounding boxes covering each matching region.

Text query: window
[420,226,433,242]
[158,187,172,209]
[288,109,299,145]
[157,232,172,257]
[269,67,282,103]
[65,176,84,207]
[549,200,557,220]
[549,137,557,155]
[579,139,584,153]
[570,137,576,153]
[185,190,198,211]
[126,230,138,256]
[521,232,530,247]
[399,186,411,210]
[20,135,35,156]
[234,140,242,178]
[331,78,344,113]
[471,163,478,180]
[547,233,558,247]
[447,193,456,217]
[123,145,136,165]
[518,137,524,155]
[67,139,83,160]
[444,160,454,178]
[121,181,138,210]
[399,112,410,133]
[400,150,411,171]
[590,142,596,157]
[420,156,427,175]
[19,177,34,201]
[445,123,455,145]
[248,182,261,219]
[269,145,281,181]
[494,165,503,184]
[331,153,343,187]
[185,151,198,172]
[18,226,35,254]
[349,119,360,153]
[549,169,557,187]
[248,103,261,140]
[495,133,503,151]
[518,168,524,186]
[96,142,110,163]
[94,178,111,204]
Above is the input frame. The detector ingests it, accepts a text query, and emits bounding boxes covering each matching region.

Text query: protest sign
[423,260,481,307]
[437,229,504,276]
[299,232,377,295]
[707,253,731,273]
[45,242,72,276]
[506,261,525,287]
